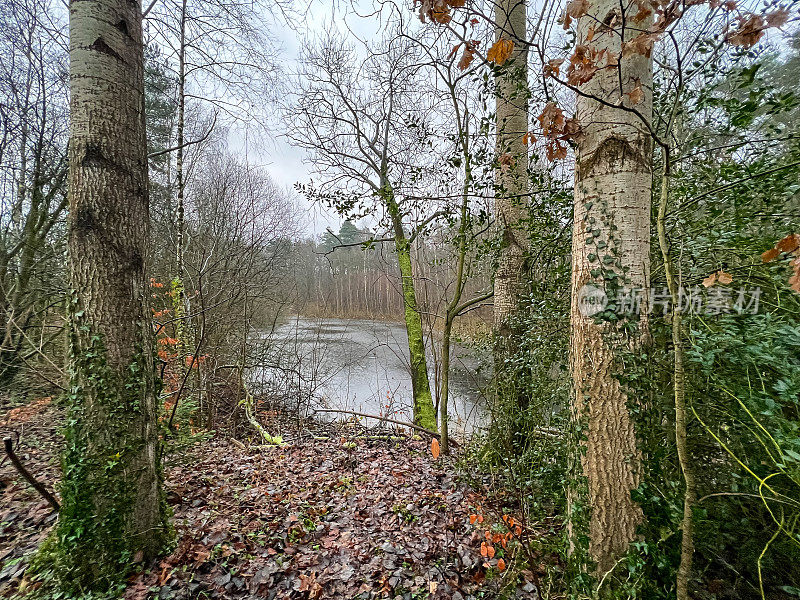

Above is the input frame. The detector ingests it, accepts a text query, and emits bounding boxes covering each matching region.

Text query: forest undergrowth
[1,396,549,600]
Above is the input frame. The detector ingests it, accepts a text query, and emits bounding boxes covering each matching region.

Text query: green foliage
[27,299,172,598]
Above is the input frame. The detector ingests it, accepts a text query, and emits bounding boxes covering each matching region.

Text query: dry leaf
[545,140,568,161]
[628,80,644,105]
[522,131,537,146]
[765,8,790,29]
[776,234,799,253]
[726,14,766,47]
[762,247,780,263]
[544,58,565,78]
[497,558,507,571]
[487,38,514,65]
[717,271,733,285]
[562,0,590,29]
[538,102,565,137]
[702,273,717,288]
[457,40,480,71]
[623,33,659,58]
[430,438,440,459]
[567,44,599,85]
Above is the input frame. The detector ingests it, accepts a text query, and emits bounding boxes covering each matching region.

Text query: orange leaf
[480,542,488,557]
[762,247,780,263]
[486,545,495,558]
[487,38,514,65]
[514,525,522,536]
[431,438,440,459]
[497,558,506,572]
[717,271,733,285]
[776,234,800,253]
[702,273,717,288]
[470,514,478,525]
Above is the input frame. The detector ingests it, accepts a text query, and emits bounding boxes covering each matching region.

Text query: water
[256,317,489,438]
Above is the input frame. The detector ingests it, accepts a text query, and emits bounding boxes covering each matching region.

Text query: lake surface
[255,317,489,438]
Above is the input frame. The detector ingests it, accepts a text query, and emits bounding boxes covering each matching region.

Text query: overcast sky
[233,0,390,237]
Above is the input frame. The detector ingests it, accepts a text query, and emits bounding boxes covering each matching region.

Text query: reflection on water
[259,317,489,438]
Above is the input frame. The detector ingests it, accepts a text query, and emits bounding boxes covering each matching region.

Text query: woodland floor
[1,398,549,600]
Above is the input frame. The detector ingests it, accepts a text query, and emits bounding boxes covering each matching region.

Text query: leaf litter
[1,402,543,599]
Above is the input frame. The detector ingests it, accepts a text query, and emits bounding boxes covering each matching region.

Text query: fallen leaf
[430,438,440,459]
[717,271,733,285]
[702,273,717,288]
[776,234,799,253]
[497,558,506,571]
[762,247,780,263]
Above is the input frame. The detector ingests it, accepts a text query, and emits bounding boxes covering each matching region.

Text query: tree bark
[385,187,437,431]
[569,0,653,574]
[56,0,169,589]
[493,0,528,345]
[657,161,695,600]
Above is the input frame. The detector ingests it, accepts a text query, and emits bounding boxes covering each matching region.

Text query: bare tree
[286,32,439,430]
[0,0,69,386]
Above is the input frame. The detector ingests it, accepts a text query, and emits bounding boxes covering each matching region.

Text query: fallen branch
[313,408,460,448]
[3,437,60,512]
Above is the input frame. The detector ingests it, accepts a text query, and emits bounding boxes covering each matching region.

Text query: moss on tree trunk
[385,187,437,431]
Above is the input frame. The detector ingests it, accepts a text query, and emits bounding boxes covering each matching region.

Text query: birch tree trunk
[493,0,528,346]
[55,0,169,589]
[569,0,653,573]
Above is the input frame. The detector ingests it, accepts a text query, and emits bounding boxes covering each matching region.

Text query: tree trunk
[493,0,528,346]
[569,0,653,574]
[385,188,436,430]
[657,161,695,600]
[56,0,169,589]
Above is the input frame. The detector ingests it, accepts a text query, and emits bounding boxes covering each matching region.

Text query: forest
[1,0,799,598]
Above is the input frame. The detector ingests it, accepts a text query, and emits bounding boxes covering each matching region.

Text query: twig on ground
[313,408,461,448]
[3,437,60,512]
